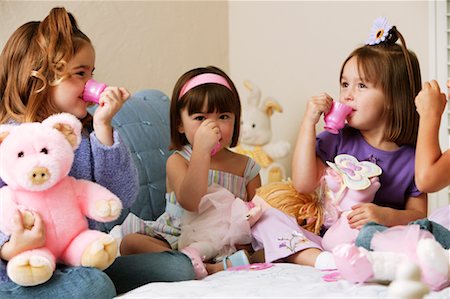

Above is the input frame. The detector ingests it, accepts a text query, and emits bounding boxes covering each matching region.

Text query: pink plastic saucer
[227,262,273,271]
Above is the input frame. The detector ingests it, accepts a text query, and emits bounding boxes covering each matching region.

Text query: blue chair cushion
[111,90,171,223]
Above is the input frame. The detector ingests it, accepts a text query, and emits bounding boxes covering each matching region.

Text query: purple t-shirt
[315,126,421,210]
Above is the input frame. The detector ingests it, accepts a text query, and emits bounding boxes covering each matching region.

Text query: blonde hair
[257,180,323,234]
[0,7,91,123]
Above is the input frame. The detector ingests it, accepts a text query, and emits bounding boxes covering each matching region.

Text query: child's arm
[89,130,139,211]
[415,80,449,192]
[167,120,220,212]
[347,193,427,229]
[246,174,261,201]
[292,93,332,193]
[0,211,45,261]
[93,87,130,146]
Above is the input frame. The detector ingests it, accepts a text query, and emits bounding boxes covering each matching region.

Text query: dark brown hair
[0,7,92,123]
[169,66,241,150]
[339,27,421,146]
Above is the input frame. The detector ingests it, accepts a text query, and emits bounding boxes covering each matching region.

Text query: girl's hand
[303,93,333,126]
[93,87,130,127]
[415,80,446,119]
[347,203,386,229]
[447,80,450,98]
[0,211,46,261]
[93,87,130,146]
[193,119,221,155]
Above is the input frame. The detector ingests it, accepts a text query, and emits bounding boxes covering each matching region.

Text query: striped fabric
[121,145,260,249]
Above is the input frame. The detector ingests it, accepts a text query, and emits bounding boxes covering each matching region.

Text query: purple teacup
[83,79,107,104]
[324,101,352,134]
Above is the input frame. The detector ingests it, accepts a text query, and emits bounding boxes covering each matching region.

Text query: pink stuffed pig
[0,113,122,286]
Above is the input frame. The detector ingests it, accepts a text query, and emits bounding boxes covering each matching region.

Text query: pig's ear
[42,113,82,149]
[0,125,13,146]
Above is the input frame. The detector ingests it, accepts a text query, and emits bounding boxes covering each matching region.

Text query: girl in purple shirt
[251,17,427,270]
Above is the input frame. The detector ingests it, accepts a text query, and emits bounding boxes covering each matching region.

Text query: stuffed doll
[257,154,382,238]
[320,154,382,251]
[234,80,290,185]
[178,185,265,279]
[256,180,323,234]
[333,226,450,291]
[0,113,122,286]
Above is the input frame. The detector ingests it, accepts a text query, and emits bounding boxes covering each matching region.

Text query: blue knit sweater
[0,129,139,283]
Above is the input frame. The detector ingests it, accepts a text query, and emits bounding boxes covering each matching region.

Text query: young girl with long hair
[0,7,194,297]
[250,17,427,270]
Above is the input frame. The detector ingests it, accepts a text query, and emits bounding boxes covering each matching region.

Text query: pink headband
[178,73,232,100]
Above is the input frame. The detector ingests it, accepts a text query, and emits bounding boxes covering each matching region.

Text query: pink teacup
[83,79,107,104]
[211,142,221,156]
[324,101,352,134]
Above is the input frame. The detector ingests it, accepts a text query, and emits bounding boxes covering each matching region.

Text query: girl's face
[51,44,95,119]
[179,101,235,149]
[339,56,386,132]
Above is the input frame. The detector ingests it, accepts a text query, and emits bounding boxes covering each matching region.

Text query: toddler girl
[120,66,262,278]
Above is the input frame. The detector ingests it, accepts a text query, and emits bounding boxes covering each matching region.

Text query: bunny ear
[263,98,282,116]
[244,80,261,107]
[42,113,82,149]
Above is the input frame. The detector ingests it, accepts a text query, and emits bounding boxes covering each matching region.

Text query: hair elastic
[178,73,232,100]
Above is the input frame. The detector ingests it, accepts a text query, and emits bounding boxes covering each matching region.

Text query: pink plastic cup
[324,101,352,134]
[211,142,221,156]
[83,79,107,104]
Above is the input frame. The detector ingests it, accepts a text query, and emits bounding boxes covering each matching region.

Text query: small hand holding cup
[324,101,352,134]
[83,79,107,104]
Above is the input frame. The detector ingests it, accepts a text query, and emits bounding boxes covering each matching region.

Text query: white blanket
[116,263,450,298]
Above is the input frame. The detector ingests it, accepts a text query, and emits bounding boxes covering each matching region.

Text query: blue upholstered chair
[99,90,172,230]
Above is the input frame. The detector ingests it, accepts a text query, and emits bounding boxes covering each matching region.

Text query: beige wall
[0,1,229,96]
[229,1,430,177]
[1,1,432,179]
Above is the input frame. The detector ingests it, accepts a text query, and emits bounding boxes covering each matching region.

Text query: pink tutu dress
[121,145,260,256]
[178,185,253,260]
[429,205,450,231]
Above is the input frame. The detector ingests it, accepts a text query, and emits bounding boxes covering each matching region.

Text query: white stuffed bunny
[234,80,290,185]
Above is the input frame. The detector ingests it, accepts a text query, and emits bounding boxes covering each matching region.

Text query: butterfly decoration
[326,154,382,190]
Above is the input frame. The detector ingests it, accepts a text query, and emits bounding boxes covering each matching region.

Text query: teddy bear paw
[7,254,54,286]
[81,235,118,270]
[95,199,121,219]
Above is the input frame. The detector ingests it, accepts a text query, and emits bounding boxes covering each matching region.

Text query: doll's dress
[352,222,450,291]
[122,145,260,250]
[178,185,253,258]
[369,224,435,258]
[428,204,450,231]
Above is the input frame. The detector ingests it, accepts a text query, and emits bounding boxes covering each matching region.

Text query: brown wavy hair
[169,66,241,150]
[0,7,92,124]
[340,27,421,146]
